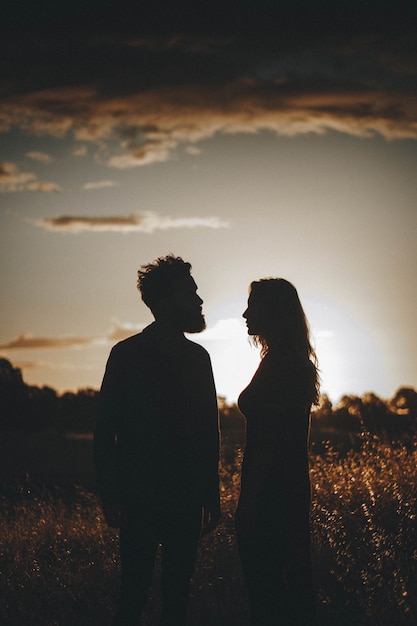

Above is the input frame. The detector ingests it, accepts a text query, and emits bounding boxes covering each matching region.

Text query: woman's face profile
[243,292,262,336]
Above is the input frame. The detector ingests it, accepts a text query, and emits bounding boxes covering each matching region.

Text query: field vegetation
[1,358,417,624]
[2,435,417,625]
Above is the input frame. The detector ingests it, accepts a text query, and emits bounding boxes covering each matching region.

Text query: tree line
[0,359,98,433]
[1,358,416,445]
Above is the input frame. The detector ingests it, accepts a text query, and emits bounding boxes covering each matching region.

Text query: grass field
[1,434,417,625]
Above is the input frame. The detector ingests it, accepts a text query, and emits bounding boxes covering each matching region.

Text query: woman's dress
[237,352,317,625]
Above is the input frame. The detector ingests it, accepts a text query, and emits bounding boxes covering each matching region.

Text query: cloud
[36,211,230,233]
[83,179,119,190]
[106,319,144,342]
[185,145,202,155]
[3,79,417,172]
[0,3,416,166]
[25,151,52,162]
[0,319,144,351]
[27,181,61,192]
[0,161,36,191]
[198,318,247,341]
[107,141,173,168]
[0,333,95,350]
[0,319,246,354]
[7,359,83,372]
[0,161,60,192]
[72,145,88,157]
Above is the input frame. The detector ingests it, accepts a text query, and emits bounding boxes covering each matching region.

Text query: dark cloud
[37,212,229,233]
[1,1,416,164]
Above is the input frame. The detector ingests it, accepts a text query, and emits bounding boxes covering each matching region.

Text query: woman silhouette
[235,278,319,626]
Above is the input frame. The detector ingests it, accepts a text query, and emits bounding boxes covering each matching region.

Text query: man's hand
[201,500,221,536]
[102,504,128,529]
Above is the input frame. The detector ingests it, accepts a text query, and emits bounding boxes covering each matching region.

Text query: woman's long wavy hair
[249,278,320,403]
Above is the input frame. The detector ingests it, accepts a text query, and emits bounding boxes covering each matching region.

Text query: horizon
[1,349,415,407]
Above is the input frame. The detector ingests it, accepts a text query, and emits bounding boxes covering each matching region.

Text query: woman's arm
[235,445,276,536]
[235,398,282,536]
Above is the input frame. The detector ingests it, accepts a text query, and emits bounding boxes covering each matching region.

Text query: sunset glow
[1,2,416,403]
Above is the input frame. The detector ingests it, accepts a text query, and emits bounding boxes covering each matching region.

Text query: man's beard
[183,311,206,333]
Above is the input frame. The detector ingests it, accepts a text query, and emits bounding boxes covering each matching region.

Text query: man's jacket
[94,323,220,510]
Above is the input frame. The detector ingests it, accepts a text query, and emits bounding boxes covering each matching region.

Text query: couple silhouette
[94,254,319,626]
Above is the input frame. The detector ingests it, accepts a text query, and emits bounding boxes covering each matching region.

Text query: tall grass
[0,485,120,626]
[2,436,417,625]
[310,437,417,624]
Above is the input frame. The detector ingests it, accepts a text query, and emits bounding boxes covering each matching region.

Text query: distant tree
[388,387,417,438]
[310,394,334,445]
[332,390,417,441]
[219,402,245,438]
[60,388,99,432]
[25,385,59,431]
[332,395,363,435]
[0,358,96,432]
[390,387,417,418]
[311,394,333,426]
[360,392,393,437]
[0,358,28,429]
[1,357,416,445]
[0,358,24,386]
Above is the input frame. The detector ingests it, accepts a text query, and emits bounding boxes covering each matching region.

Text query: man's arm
[93,344,125,527]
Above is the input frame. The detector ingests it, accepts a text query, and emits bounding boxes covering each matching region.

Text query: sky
[1,0,416,403]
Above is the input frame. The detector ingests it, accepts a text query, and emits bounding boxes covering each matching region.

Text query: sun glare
[196,298,393,406]
[308,299,390,403]
[195,318,260,403]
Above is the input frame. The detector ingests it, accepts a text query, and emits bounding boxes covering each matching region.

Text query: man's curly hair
[137,254,192,312]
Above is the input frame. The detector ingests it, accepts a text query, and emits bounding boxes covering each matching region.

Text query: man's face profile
[170,275,206,333]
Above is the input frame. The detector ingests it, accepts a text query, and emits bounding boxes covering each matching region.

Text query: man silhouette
[94,255,220,625]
